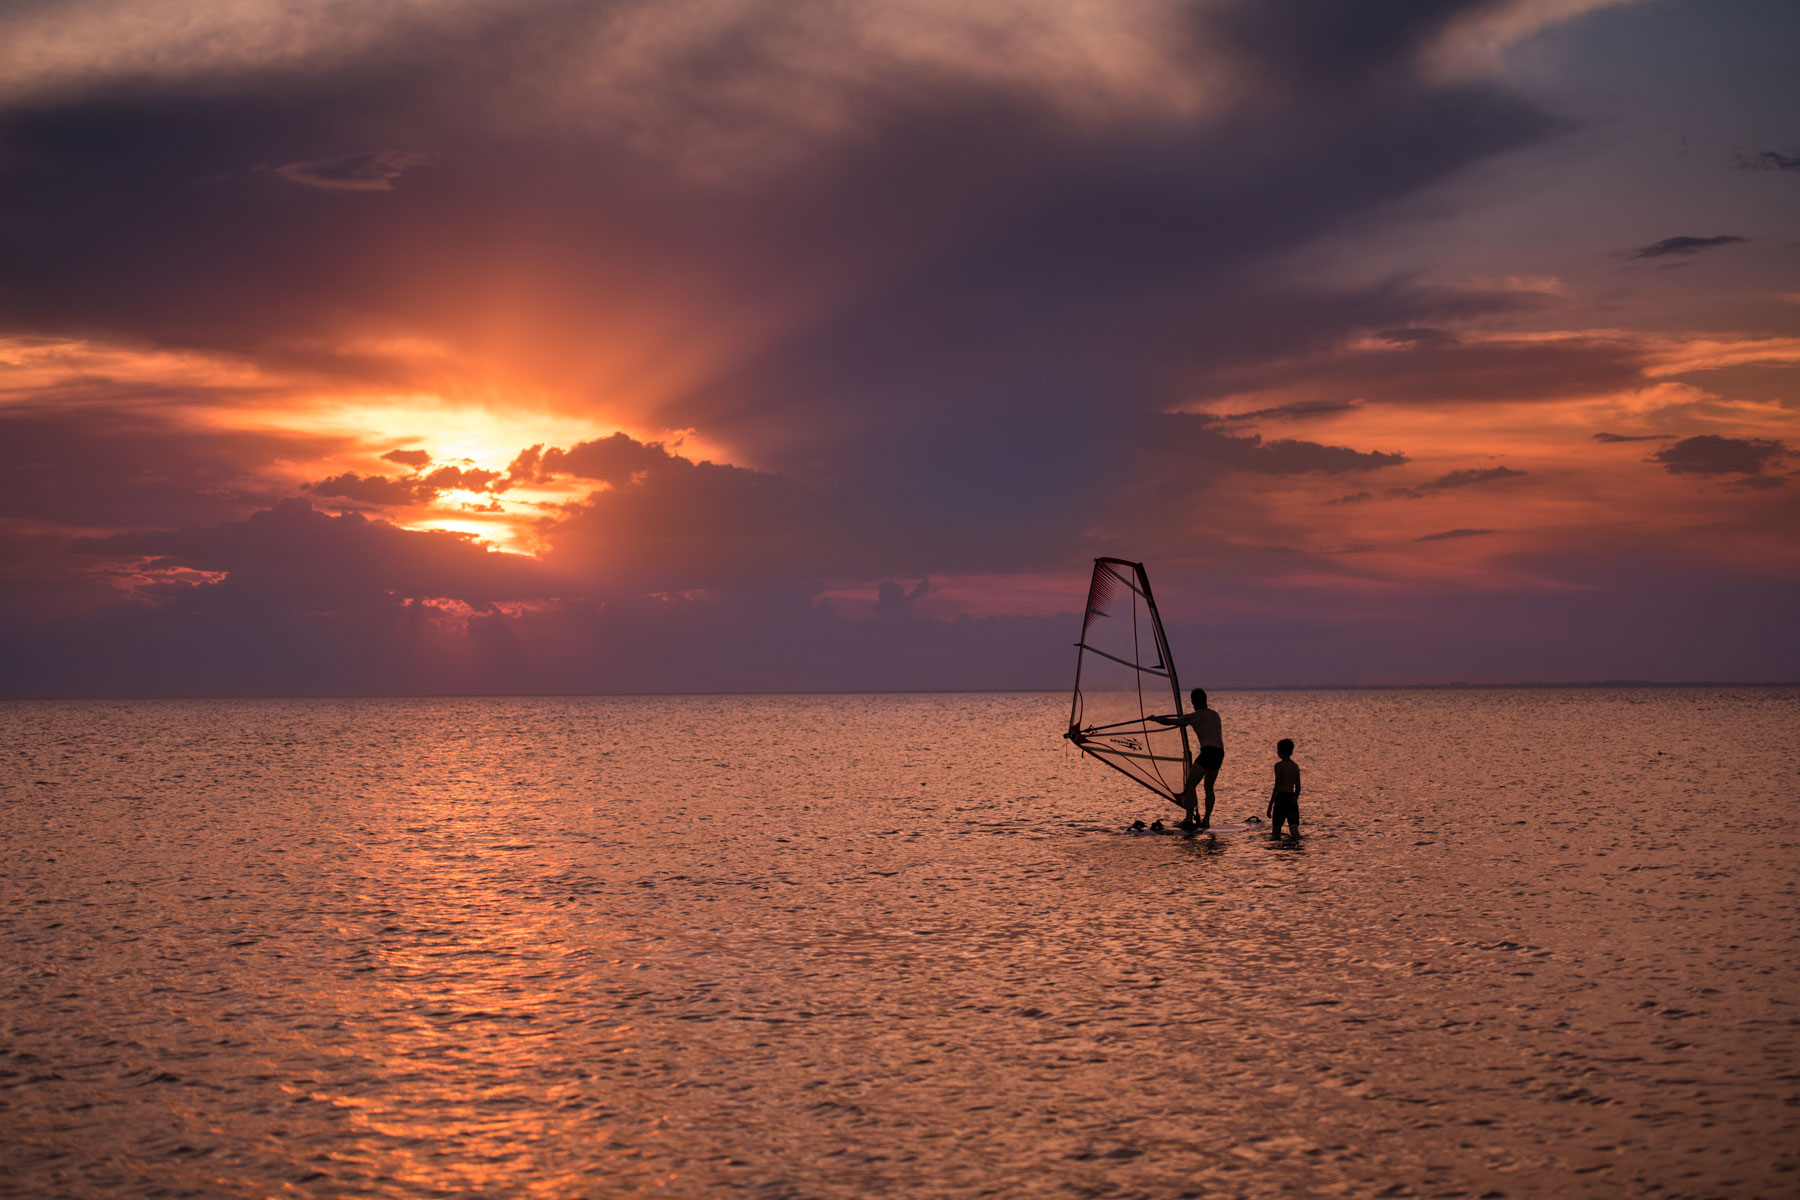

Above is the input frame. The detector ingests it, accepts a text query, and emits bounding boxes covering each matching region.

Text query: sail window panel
[1068,558,1191,805]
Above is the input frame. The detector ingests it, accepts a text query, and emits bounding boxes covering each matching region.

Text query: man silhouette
[1152,688,1223,829]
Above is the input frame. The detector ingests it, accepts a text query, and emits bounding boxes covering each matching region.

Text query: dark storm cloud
[0,15,747,375]
[307,472,434,506]
[71,499,546,606]
[1377,327,1459,348]
[272,150,433,191]
[1387,465,1526,499]
[1209,0,1493,95]
[422,465,503,492]
[1248,438,1409,475]
[3,0,1668,696]
[1149,414,1407,477]
[1219,398,1363,423]
[1592,431,1670,443]
[541,450,820,590]
[1414,528,1494,542]
[495,432,856,589]
[307,465,505,507]
[1179,332,1650,412]
[1735,149,1800,171]
[2,0,1560,524]
[1629,235,1747,259]
[0,406,341,528]
[509,435,681,486]
[675,78,1560,469]
[873,578,931,621]
[1650,435,1788,484]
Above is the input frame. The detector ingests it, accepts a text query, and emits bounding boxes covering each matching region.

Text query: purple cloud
[307,465,505,507]
[1152,416,1407,477]
[272,150,432,192]
[1736,149,1800,172]
[1387,466,1527,500]
[1220,399,1363,422]
[1629,235,1746,259]
[308,473,435,506]
[509,435,682,486]
[1,1,1793,697]
[1650,435,1788,485]
[70,500,546,606]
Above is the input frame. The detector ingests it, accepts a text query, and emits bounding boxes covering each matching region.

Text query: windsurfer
[1152,688,1224,829]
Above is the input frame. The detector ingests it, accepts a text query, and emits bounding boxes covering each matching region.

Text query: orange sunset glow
[6,11,1800,1196]
[2,0,1796,694]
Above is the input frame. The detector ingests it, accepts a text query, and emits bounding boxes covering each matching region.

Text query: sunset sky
[2,0,1796,695]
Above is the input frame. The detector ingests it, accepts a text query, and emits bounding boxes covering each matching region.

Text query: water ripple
[2,690,1797,1197]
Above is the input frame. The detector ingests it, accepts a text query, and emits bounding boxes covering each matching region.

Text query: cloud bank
[2,0,1797,692]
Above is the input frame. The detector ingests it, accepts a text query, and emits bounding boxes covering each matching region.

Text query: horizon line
[3,680,1797,702]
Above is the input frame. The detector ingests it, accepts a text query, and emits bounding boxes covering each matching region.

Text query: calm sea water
[2,690,1797,1199]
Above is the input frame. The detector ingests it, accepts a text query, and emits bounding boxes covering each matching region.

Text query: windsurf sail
[1065,557,1192,806]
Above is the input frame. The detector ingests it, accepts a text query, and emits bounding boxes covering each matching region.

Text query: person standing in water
[1268,738,1302,838]
[1153,688,1224,829]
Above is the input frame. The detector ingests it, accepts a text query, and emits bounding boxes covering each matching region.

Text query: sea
[2,689,1797,1199]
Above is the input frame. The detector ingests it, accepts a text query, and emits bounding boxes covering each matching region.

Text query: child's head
[1276,738,1294,758]
[1191,687,1208,709]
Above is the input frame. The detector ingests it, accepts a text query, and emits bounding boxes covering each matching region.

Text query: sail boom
[1079,747,1187,765]
[1073,643,1170,677]
[1076,714,1175,736]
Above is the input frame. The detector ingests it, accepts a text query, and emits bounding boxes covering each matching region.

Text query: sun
[220,390,622,555]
